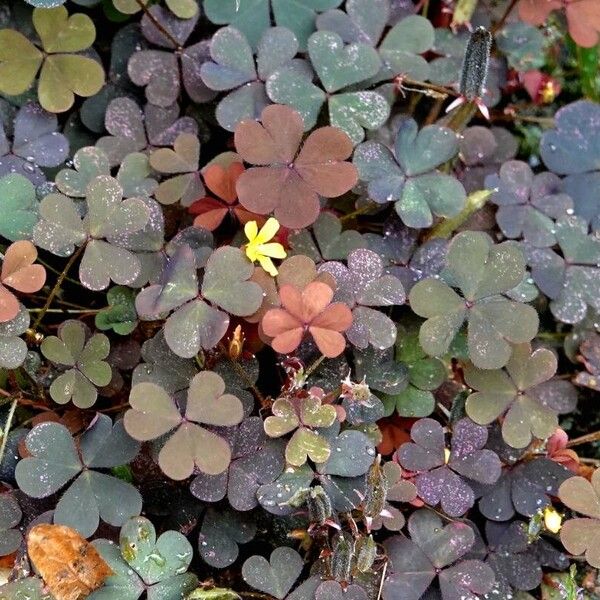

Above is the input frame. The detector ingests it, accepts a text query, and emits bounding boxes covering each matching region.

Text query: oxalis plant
[0,1,599,599]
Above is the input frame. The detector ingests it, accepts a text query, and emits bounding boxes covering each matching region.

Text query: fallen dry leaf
[27,524,112,600]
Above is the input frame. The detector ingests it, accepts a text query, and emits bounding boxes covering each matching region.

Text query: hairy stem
[401,78,457,99]
[36,257,82,287]
[491,0,518,33]
[424,97,446,125]
[567,430,600,448]
[305,354,326,379]
[32,243,86,331]
[376,559,388,600]
[218,343,265,404]
[0,398,18,465]
[492,110,555,127]
[340,202,379,223]
[537,332,567,341]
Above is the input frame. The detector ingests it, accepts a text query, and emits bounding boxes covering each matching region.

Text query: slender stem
[14,396,51,411]
[566,430,600,448]
[426,189,493,240]
[305,355,326,379]
[0,398,18,465]
[29,295,92,310]
[36,257,82,287]
[340,202,379,223]
[511,114,555,127]
[492,110,555,127]
[218,343,265,404]
[28,308,100,314]
[424,97,446,125]
[537,332,567,341]
[377,559,388,600]
[491,0,519,33]
[32,243,86,331]
[402,78,457,99]
[134,0,183,50]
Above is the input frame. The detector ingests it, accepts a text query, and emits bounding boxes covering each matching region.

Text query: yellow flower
[244,218,286,276]
[543,506,563,533]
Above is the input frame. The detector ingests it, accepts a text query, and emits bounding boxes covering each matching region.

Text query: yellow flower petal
[258,242,287,259]
[255,217,280,244]
[258,255,278,277]
[244,220,259,243]
[245,245,259,262]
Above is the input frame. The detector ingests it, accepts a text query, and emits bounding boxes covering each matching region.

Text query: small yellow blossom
[244,218,287,276]
[543,506,563,533]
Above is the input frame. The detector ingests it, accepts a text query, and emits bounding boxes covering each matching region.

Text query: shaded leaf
[242,547,303,599]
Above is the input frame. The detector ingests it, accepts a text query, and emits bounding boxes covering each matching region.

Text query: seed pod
[459,26,492,101]
[364,456,389,518]
[306,485,333,526]
[355,535,377,573]
[331,533,354,582]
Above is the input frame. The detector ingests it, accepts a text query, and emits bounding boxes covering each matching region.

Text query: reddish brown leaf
[1,240,46,293]
[203,162,244,204]
[519,0,600,47]
[190,197,230,230]
[235,104,304,165]
[566,0,600,47]
[0,240,46,322]
[234,105,357,229]
[248,255,335,326]
[377,416,415,455]
[236,167,289,215]
[262,281,352,357]
[295,127,358,197]
[311,302,353,331]
[190,157,265,231]
[518,0,562,24]
[262,308,302,337]
[0,285,19,323]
